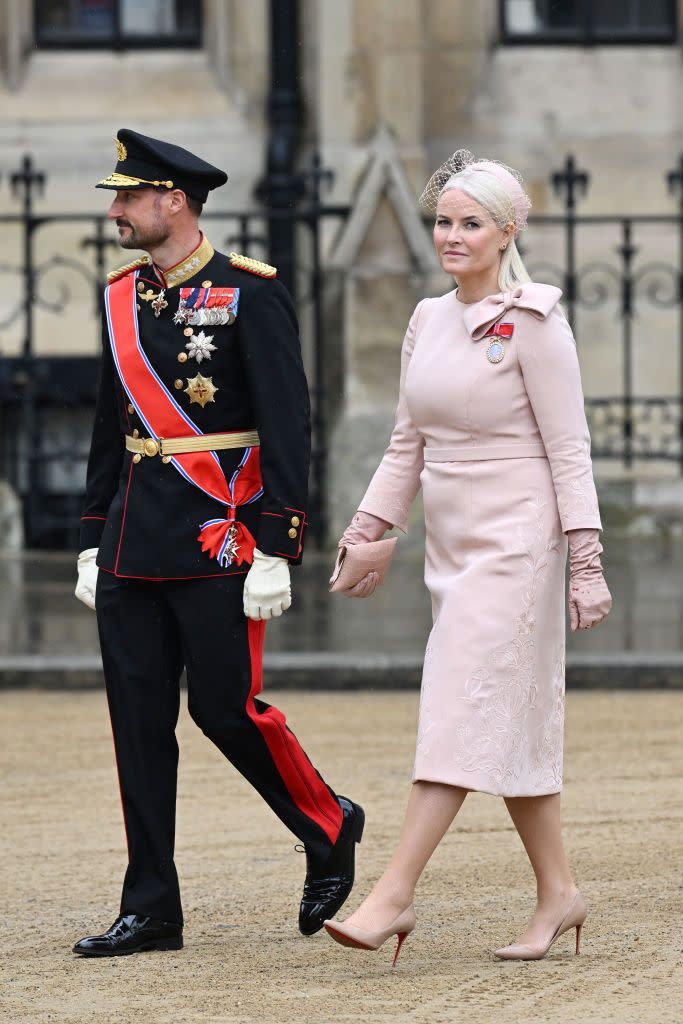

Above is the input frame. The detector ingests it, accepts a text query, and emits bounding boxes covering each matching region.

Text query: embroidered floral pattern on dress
[530,644,566,792]
[557,467,601,527]
[442,496,561,793]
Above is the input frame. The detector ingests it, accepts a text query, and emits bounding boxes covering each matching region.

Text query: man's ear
[168,189,188,215]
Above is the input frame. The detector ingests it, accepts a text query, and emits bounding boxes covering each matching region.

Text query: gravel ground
[2,689,681,1024]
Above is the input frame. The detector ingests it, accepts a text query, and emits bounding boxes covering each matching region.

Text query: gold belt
[125,430,260,458]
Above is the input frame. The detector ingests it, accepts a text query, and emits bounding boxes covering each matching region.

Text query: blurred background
[0,0,682,687]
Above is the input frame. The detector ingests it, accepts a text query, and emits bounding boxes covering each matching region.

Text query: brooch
[484,322,514,364]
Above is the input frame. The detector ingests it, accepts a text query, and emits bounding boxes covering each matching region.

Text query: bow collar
[462,283,562,340]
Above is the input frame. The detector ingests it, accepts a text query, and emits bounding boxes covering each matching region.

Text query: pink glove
[334,511,391,598]
[567,529,612,632]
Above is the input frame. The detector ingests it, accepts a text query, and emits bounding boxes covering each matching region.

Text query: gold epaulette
[107,255,152,284]
[229,252,277,279]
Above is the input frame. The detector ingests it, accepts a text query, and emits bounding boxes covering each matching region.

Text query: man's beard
[117,214,168,251]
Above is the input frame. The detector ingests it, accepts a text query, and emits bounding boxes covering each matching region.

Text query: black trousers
[95,570,342,925]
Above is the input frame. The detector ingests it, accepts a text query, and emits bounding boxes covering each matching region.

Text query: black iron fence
[0,153,348,549]
[1,152,683,549]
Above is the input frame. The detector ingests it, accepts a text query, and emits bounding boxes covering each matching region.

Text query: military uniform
[76,132,360,942]
[81,237,308,578]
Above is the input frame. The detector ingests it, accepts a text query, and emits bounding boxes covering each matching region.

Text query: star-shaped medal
[220,524,239,567]
[151,289,168,318]
[184,373,218,408]
[185,330,216,363]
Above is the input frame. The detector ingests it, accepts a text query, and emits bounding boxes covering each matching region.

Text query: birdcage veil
[419,149,532,236]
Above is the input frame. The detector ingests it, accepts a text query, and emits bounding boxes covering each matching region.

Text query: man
[73,130,363,956]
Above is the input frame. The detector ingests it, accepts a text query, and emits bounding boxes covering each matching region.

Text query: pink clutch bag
[329,537,398,593]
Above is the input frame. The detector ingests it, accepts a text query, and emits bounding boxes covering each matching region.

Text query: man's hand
[75,548,99,610]
[243,548,291,621]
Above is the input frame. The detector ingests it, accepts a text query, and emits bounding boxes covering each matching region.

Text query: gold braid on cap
[98,171,174,189]
[419,148,531,236]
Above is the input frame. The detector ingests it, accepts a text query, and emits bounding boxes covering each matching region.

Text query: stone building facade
[1,0,682,546]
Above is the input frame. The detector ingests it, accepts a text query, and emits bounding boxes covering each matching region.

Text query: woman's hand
[338,511,391,547]
[567,528,612,631]
[341,569,380,599]
[332,511,391,598]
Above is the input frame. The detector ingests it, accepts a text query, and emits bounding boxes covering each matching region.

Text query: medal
[175,286,239,328]
[184,373,218,408]
[484,322,514,364]
[185,330,216,363]
[151,289,168,318]
[486,339,505,364]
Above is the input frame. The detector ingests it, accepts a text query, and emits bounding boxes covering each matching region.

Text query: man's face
[106,188,170,250]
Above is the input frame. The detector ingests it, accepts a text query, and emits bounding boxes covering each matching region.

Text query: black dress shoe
[73,914,183,957]
[299,796,365,936]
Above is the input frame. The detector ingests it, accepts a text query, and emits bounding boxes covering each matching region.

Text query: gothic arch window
[34,0,202,49]
[501,0,677,45]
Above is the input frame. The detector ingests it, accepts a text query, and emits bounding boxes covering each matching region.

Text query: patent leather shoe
[73,913,183,957]
[299,796,365,936]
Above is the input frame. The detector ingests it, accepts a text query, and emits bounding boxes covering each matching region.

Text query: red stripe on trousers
[246,620,342,844]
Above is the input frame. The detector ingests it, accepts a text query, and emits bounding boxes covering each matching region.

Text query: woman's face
[433,188,513,282]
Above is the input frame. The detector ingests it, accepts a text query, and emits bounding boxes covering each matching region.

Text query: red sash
[105,270,261,567]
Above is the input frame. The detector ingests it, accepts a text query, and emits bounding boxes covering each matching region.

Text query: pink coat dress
[358,284,602,797]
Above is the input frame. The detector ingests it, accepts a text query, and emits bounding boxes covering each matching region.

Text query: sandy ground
[2,689,682,1024]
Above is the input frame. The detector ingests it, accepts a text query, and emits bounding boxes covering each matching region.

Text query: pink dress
[359,284,602,797]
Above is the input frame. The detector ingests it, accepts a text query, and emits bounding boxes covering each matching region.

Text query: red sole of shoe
[323,924,374,950]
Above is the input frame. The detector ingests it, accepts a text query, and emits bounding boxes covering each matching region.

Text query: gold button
[202,279,212,288]
[183,327,194,337]
[162,456,172,464]
[177,352,188,363]
[127,403,135,414]
[143,438,160,458]
[174,378,184,390]
[137,282,145,293]
[136,303,141,311]
[288,528,297,539]
[290,516,300,527]
[132,453,142,464]
[132,428,139,439]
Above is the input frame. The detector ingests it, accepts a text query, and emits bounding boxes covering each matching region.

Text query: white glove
[75,548,99,610]
[243,548,292,621]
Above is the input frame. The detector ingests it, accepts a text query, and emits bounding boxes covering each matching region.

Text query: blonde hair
[440,168,532,292]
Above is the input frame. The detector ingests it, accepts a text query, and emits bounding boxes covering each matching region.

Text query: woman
[324,151,612,965]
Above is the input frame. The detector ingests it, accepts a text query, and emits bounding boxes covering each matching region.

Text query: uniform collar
[153,233,214,289]
[462,283,562,340]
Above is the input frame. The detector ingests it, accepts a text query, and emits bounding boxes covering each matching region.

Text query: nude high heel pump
[493,890,587,961]
[323,906,416,967]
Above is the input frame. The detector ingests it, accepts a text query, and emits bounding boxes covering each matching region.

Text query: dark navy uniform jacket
[80,237,310,579]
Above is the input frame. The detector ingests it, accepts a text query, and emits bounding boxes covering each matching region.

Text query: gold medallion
[184,373,218,408]
[116,138,128,162]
